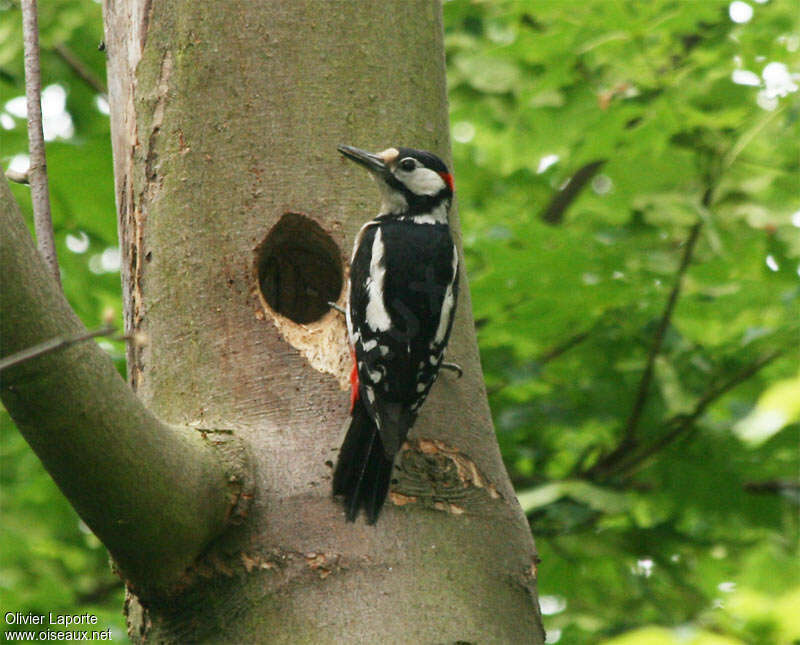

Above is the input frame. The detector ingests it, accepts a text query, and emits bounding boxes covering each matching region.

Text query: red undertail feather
[349,347,359,413]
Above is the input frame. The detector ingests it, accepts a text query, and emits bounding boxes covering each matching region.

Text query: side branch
[0,325,115,371]
[536,327,593,364]
[586,222,703,477]
[53,43,108,96]
[21,0,60,286]
[584,349,784,482]
[623,221,703,442]
[0,180,250,596]
[615,349,784,479]
[541,159,606,225]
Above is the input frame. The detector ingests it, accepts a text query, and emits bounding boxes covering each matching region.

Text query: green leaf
[452,53,521,94]
[734,375,800,445]
[517,480,631,515]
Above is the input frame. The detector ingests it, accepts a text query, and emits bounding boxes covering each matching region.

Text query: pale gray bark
[96,0,544,641]
[20,0,60,286]
[0,179,250,595]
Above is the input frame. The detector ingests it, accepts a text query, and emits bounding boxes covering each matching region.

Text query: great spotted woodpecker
[332,145,459,524]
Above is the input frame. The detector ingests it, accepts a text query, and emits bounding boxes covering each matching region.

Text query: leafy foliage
[1,0,799,643]
[444,1,799,643]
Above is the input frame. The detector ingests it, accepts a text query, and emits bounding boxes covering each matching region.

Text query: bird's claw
[441,361,463,378]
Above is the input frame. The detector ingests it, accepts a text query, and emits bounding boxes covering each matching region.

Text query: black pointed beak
[337,145,388,176]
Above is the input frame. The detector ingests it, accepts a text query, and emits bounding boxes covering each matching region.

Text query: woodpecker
[333,144,459,524]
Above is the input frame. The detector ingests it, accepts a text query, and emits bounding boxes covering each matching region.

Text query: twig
[485,324,596,397]
[536,328,593,364]
[53,43,108,96]
[611,349,785,479]
[5,169,30,184]
[624,221,703,441]
[744,479,800,496]
[568,444,600,477]
[541,159,606,225]
[327,301,345,315]
[76,579,123,605]
[21,0,60,287]
[585,221,703,478]
[0,325,116,372]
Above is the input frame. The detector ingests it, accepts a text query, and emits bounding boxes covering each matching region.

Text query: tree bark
[20,0,60,285]
[97,0,543,641]
[0,179,249,595]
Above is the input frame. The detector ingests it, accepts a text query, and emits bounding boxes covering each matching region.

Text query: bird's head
[338,145,454,218]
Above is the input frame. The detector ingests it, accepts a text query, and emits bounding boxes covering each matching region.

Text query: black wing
[348,220,458,456]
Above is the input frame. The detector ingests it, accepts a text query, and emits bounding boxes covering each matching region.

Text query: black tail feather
[333,397,394,524]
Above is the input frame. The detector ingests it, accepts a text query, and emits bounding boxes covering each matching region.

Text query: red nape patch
[439,172,454,192]
[349,348,359,413]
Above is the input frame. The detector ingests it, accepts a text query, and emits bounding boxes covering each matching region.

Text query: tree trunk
[0,180,249,594]
[102,0,541,641]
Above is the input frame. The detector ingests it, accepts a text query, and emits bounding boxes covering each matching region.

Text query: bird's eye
[399,158,416,171]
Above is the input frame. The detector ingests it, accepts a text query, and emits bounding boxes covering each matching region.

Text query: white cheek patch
[403,168,447,196]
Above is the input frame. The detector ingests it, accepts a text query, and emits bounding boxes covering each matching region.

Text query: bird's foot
[441,361,463,378]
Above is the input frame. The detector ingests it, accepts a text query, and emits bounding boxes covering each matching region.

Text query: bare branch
[541,159,606,225]
[485,323,596,397]
[613,349,785,479]
[21,0,60,287]
[585,222,703,478]
[744,479,800,498]
[536,327,593,364]
[0,325,115,372]
[623,221,703,441]
[53,43,108,96]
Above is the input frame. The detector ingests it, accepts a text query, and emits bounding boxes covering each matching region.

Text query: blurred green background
[1,1,798,643]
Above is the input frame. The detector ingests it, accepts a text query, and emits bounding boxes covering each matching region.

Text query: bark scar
[144,48,172,184]
[240,549,343,581]
[128,48,172,388]
[393,438,503,514]
[193,427,253,525]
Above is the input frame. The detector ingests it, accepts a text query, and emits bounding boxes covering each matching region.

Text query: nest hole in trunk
[256,213,343,325]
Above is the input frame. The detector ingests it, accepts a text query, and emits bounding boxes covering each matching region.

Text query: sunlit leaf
[734,374,800,445]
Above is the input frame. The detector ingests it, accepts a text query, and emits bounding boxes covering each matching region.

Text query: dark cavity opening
[256,213,343,324]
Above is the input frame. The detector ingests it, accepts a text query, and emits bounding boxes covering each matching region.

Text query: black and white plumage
[332,145,459,524]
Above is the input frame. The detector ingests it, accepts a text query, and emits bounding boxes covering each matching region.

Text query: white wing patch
[351,221,374,262]
[433,244,459,346]
[345,280,357,344]
[365,228,392,332]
